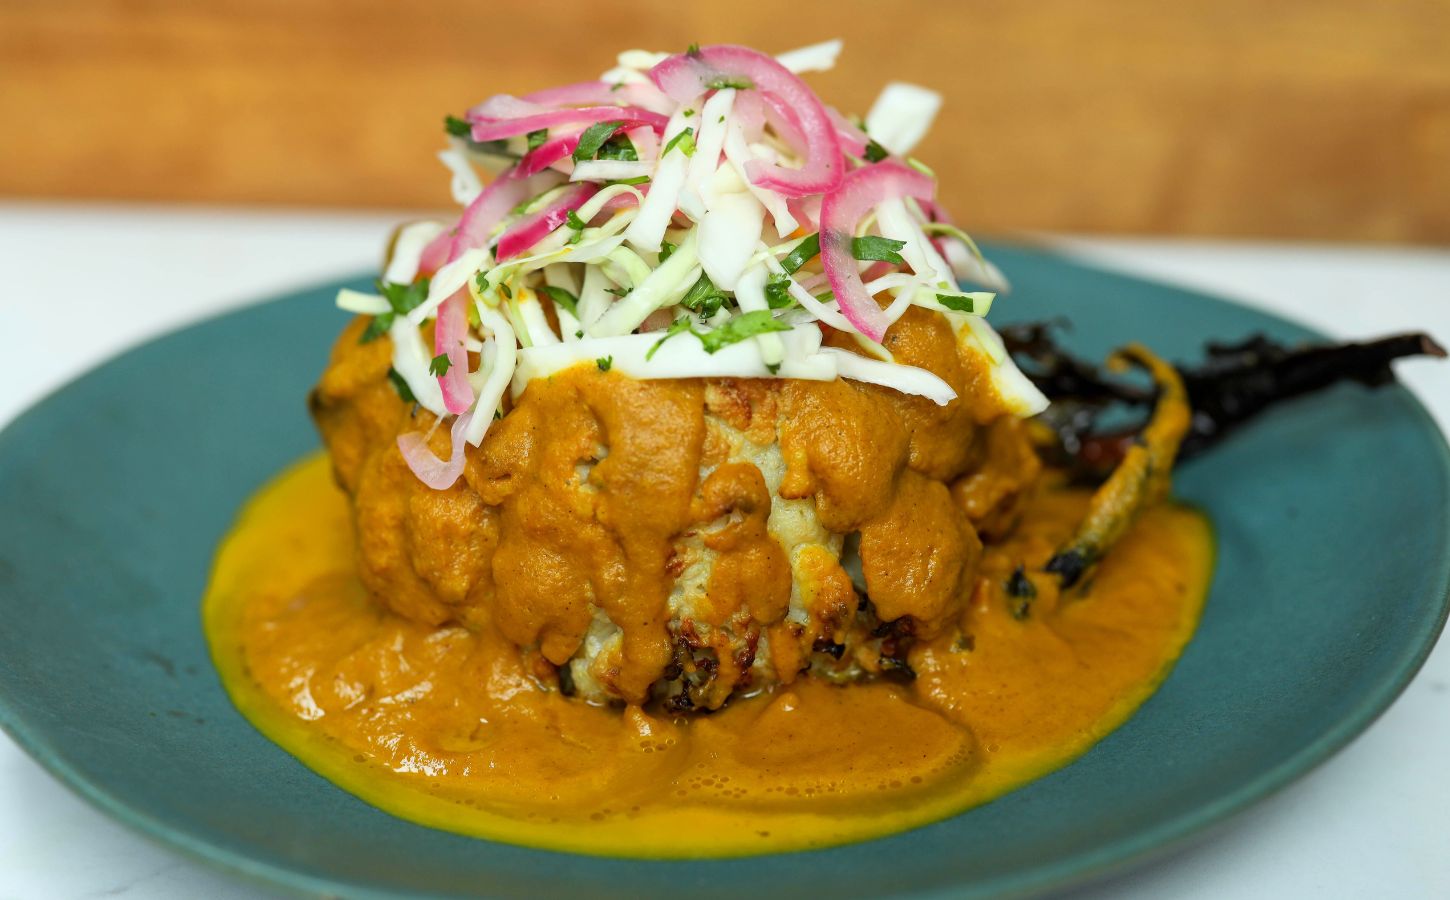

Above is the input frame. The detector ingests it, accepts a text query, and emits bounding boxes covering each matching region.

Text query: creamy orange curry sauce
[204,451,1210,857]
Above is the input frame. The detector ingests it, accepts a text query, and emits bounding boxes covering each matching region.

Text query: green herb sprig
[647,310,790,360]
[850,236,908,265]
[572,121,624,161]
[360,277,430,344]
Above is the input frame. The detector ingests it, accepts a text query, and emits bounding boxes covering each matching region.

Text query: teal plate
[0,244,1446,898]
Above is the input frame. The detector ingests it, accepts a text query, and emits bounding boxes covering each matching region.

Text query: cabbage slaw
[340,41,1048,488]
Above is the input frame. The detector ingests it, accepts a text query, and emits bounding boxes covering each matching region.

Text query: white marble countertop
[1,203,1447,899]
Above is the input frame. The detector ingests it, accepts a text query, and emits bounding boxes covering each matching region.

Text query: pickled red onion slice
[448,169,562,262]
[496,183,599,261]
[648,44,842,197]
[819,160,936,340]
[398,410,474,491]
[433,290,474,414]
[467,105,667,143]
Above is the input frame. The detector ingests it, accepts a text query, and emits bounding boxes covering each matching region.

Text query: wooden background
[3,1,1448,243]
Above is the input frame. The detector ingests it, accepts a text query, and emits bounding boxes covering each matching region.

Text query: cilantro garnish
[564,209,587,243]
[864,139,890,163]
[851,235,908,264]
[764,272,796,309]
[428,353,453,377]
[646,318,695,360]
[648,310,791,360]
[387,367,416,403]
[359,316,392,344]
[695,312,789,354]
[526,128,549,150]
[359,277,430,344]
[679,272,729,317]
[597,134,639,161]
[572,120,623,161]
[539,285,580,317]
[936,294,976,314]
[658,240,678,264]
[779,233,820,274]
[663,127,697,157]
[596,356,613,372]
[444,115,515,159]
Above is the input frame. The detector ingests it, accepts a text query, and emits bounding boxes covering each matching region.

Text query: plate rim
[1,251,1447,899]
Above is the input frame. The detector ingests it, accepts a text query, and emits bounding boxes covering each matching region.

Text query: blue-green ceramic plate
[0,245,1446,899]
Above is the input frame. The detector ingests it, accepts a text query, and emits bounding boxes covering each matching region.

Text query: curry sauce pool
[204,453,1212,857]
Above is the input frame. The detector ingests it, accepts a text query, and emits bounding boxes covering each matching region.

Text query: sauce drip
[204,453,1213,857]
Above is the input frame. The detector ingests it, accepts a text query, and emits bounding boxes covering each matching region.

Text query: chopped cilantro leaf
[647,318,694,360]
[698,310,790,353]
[379,277,430,314]
[662,127,697,157]
[361,277,430,344]
[539,285,580,317]
[526,128,549,150]
[428,353,453,377]
[474,271,490,293]
[645,311,790,360]
[766,361,781,374]
[686,42,702,57]
[603,285,630,298]
[444,115,517,159]
[851,235,908,264]
[387,367,416,403]
[864,139,890,163]
[572,120,623,161]
[682,108,695,117]
[679,272,729,317]
[936,294,976,314]
[359,316,391,344]
[597,134,639,161]
[563,208,586,244]
[764,272,796,309]
[596,355,613,372]
[658,240,678,264]
[499,282,513,300]
[779,233,820,274]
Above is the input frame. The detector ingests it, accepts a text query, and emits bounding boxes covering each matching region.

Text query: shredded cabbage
[865,82,942,156]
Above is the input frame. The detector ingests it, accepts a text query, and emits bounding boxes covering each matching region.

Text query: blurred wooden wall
[3,0,1448,242]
